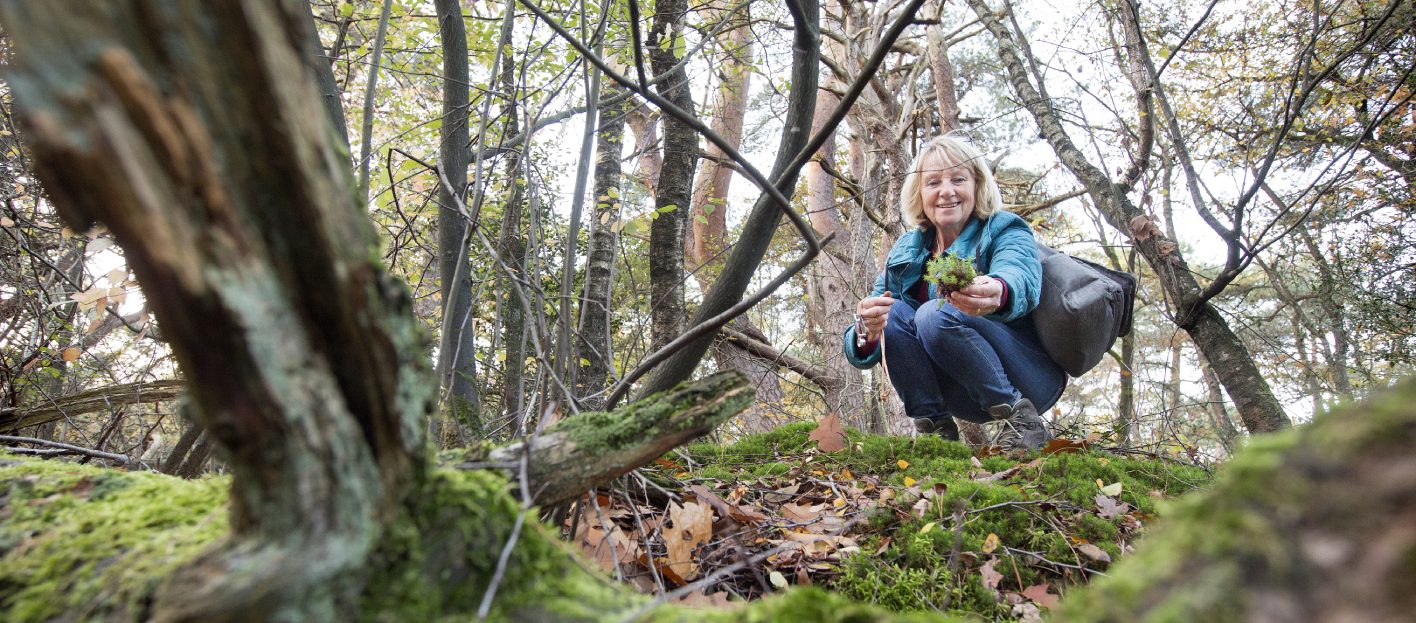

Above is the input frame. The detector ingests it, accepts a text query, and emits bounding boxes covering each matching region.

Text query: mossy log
[477,372,754,507]
[1060,377,1416,622]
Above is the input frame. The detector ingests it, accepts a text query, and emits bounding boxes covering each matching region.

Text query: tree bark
[803,85,870,430]
[647,0,698,352]
[0,2,434,618]
[575,82,628,410]
[635,0,823,399]
[0,2,756,619]
[433,0,481,439]
[683,2,786,429]
[966,0,1291,434]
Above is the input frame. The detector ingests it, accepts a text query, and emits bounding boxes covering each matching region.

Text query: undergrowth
[675,422,1212,619]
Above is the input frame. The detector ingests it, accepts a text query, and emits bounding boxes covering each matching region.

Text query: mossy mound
[677,423,1211,619]
[0,457,229,621]
[1057,378,1416,622]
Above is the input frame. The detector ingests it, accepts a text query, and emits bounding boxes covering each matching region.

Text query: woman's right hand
[856,291,894,341]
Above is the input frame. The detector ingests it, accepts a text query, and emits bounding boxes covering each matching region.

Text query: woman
[843,135,1065,453]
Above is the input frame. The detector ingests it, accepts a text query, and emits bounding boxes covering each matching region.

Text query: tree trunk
[433,0,481,440]
[635,0,824,399]
[0,2,755,619]
[967,0,1291,434]
[803,86,869,430]
[494,14,529,427]
[647,0,697,352]
[0,2,433,617]
[682,2,786,430]
[574,82,627,410]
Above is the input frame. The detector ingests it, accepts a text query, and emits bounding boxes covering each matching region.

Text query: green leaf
[657,204,678,214]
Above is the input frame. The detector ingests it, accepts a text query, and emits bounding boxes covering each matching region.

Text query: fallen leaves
[661,501,713,582]
[809,413,847,452]
[1021,583,1060,609]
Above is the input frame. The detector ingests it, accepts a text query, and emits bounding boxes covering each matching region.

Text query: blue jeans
[882,299,1066,424]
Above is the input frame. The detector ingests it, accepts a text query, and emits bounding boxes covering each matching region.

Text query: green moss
[681,422,1212,618]
[1057,379,1416,622]
[0,456,229,622]
[360,467,639,622]
[551,373,753,458]
[648,586,965,622]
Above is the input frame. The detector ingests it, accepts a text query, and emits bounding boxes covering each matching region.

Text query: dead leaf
[762,483,800,504]
[781,502,824,524]
[1021,584,1059,609]
[809,414,847,452]
[61,347,80,362]
[662,501,713,582]
[1095,494,1131,520]
[1076,542,1111,563]
[1042,438,1087,455]
[1128,215,1154,240]
[1100,481,1123,497]
[980,558,1003,590]
[768,570,788,589]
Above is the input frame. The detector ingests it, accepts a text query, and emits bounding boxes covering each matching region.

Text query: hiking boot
[913,416,960,441]
[989,399,1051,454]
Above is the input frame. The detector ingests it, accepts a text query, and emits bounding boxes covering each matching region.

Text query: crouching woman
[843,135,1065,453]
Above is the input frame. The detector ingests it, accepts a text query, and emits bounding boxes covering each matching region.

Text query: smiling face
[918,154,977,237]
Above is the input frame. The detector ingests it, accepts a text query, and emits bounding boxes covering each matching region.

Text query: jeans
[882,299,1066,424]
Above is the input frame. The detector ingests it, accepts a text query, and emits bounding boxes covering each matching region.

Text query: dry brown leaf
[1076,542,1111,563]
[61,347,80,362]
[980,558,1004,591]
[781,502,824,524]
[1041,438,1087,455]
[1021,584,1060,609]
[1095,493,1131,520]
[809,413,847,452]
[662,501,713,582]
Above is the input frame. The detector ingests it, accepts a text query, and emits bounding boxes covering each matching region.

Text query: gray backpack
[1033,245,1136,378]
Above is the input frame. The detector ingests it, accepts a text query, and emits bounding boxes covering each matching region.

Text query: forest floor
[569,420,1213,620]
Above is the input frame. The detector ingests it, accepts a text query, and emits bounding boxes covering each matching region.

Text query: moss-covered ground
[0,456,228,621]
[0,420,1211,622]
[661,422,1211,619]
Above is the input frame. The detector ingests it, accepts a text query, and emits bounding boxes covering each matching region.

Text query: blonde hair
[899,134,1004,229]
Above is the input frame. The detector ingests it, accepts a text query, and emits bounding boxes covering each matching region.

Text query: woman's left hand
[949,276,1002,316]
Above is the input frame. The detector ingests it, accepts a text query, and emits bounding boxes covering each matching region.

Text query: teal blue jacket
[842,211,1042,369]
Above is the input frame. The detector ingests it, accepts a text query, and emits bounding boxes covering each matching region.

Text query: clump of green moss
[677,423,1212,619]
[923,253,977,296]
[0,456,229,621]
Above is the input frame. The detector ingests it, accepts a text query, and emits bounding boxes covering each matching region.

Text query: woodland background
[2,0,1410,466]
[0,0,1411,619]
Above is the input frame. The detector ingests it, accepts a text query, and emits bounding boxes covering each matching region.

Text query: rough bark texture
[967,0,1291,434]
[0,2,435,618]
[647,0,697,353]
[433,0,481,436]
[575,82,627,410]
[494,24,529,425]
[803,87,870,430]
